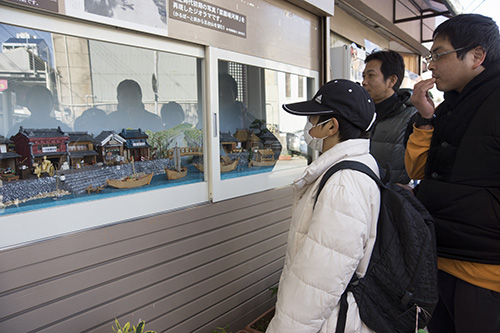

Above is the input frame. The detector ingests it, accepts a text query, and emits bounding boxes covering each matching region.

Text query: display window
[217,60,312,179]
[0,6,320,247]
[0,20,206,221]
[208,49,318,202]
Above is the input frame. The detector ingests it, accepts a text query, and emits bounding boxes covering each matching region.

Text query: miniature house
[67,132,98,168]
[11,127,69,169]
[260,130,282,153]
[233,129,261,151]
[0,136,21,177]
[220,131,239,154]
[94,131,126,165]
[119,128,151,162]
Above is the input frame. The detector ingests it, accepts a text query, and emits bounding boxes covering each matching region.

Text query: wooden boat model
[106,159,153,189]
[249,159,276,167]
[106,172,153,189]
[193,163,204,172]
[194,156,238,173]
[165,166,187,180]
[166,146,188,180]
[249,149,277,167]
[221,157,238,172]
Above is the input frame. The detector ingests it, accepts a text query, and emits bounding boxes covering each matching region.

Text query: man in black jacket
[362,50,417,184]
[405,14,500,332]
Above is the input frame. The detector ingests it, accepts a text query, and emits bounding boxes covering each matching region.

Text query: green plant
[211,324,231,333]
[269,285,278,297]
[111,318,156,333]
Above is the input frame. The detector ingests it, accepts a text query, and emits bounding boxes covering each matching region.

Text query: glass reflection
[0,23,203,214]
[218,61,310,179]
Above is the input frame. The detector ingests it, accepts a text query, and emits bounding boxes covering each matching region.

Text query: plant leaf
[135,321,145,333]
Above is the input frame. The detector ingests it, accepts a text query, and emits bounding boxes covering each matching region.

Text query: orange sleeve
[405,125,433,180]
[438,258,500,293]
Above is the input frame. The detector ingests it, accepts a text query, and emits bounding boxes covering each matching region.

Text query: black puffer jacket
[370,90,417,184]
[417,66,500,264]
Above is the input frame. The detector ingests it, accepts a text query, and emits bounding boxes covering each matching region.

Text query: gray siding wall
[0,186,292,333]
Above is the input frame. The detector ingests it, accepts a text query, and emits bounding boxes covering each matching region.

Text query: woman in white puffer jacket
[267,80,381,333]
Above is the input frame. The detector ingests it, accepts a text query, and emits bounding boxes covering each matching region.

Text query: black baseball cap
[283,79,376,131]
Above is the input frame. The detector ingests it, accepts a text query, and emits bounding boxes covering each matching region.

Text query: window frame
[0,6,320,249]
[0,7,208,249]
[206,47,319,202]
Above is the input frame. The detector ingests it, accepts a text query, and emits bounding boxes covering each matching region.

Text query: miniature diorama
[0,23,308,215]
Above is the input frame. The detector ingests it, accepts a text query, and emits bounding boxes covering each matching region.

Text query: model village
[0,124,282,211]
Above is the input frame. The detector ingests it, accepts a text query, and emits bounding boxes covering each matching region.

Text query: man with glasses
[406,14,500,332]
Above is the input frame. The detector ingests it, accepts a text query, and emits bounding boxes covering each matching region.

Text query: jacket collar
[444,65,500,107]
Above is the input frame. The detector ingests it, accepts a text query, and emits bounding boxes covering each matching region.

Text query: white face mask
[303,118,331,153]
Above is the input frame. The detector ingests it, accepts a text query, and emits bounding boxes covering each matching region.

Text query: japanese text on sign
[2,0,59,12]
[169,0,247,38]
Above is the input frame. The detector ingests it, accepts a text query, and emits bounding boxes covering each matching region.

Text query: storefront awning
[393,0,463,42]
[336,0,463,55]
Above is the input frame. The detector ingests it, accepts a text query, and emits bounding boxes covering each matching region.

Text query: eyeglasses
[424,47,467,63]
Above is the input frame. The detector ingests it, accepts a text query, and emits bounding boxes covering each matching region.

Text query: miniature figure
[33,156,55,177]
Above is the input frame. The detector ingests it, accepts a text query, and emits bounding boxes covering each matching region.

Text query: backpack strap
[314,160,382,333]
[334,274,359,333]
[315,160,383,208]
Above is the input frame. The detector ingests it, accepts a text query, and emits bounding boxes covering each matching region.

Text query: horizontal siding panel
[0,186,293,332]
[0,206,290,320]
[0,187,292,273]
[163,271,283,332]
[0,221,289,331]
[0,192,291,293]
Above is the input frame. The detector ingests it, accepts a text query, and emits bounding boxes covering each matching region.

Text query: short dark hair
[318,114,370,142]
[433,14,500,69]
[365,50,405,91]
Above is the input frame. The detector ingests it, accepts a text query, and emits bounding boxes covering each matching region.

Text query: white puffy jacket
[267,139,381,333]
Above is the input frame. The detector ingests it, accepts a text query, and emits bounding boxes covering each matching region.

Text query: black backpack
[314,161,438,333]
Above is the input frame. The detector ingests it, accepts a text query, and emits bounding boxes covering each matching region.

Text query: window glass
[0,23,204,216]
[217,60,310,180]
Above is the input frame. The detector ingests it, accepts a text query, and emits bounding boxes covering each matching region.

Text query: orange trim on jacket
[404,124,433,180]
[438,258,500,293]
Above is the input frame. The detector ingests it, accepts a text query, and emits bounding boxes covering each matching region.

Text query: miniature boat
[249,160,276,167]
[106,159,153,189]
[194,156,238,173]
[106,172,153,189]
[249,149,277,167]
[221,157,239,172]
[166,147,188,180]
[165,166,187,180]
